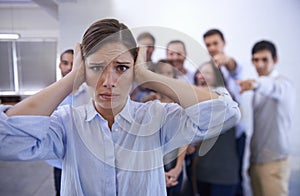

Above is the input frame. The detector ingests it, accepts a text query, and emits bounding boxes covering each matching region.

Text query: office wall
[0,4,58,38]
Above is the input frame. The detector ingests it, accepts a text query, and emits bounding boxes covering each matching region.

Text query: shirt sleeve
[0,105,65,161]
[221,63,243,103]
[255,76,295,101]
[160,89,240,155]
[228,62,243,80]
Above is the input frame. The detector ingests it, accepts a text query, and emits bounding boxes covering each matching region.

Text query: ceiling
[0,0,78,19]
[0,0,77,4]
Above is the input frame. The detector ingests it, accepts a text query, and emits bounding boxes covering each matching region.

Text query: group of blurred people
[128,29,294,196]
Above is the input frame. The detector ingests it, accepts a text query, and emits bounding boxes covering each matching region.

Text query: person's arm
[5,43,84,116]
[134,48,219,109]
[213,53,237,72]
[226,60,243,81]
[164,146,186,187]
[224,57,237,72]
[237,76,294,101]
[175,146,187,172]
[6,72,75,116]
[136,70,218,108]
[0,105,65,161]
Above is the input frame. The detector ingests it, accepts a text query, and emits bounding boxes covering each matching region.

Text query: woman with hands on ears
[0,18,240,196]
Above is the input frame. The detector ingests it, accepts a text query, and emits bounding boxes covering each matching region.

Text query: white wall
[58,0,114,52]
[0,4,58,38]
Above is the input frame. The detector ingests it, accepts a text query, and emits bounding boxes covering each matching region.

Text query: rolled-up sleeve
[255,76,294,102]
[161,89,240,154]
[186,89,240,141]
[0,105,64,161]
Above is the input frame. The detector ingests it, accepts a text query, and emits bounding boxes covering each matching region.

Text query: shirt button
[114,128,119,132]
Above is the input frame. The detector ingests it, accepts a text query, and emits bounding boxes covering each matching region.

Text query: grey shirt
[251,70,295,163]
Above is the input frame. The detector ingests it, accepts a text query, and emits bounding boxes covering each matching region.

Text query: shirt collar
[85,100,99,122]
[269,69,279,78]
[73,83,88,98]
[118,97,134,123]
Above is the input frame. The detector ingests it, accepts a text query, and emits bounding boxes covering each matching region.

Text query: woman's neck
[94,101,126,130]
[102,112,115,129]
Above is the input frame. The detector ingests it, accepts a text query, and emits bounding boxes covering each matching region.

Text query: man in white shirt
[237,40,295,196]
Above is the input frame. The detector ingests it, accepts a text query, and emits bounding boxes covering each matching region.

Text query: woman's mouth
[99,93,119,100]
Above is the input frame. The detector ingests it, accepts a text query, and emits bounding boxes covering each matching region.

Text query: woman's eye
[90,66,104,72]
[116,65,130,72]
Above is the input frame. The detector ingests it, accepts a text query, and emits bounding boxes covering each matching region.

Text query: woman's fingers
[73,43,85,91]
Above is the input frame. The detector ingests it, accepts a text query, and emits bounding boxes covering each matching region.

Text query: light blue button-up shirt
[46,83,90,168]
[0,90,240,196]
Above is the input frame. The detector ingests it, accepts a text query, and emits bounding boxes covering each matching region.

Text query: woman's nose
[101,67,117,88]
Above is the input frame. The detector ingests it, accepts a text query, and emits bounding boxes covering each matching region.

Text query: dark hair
[81,18,138,62]
[251,40,277,59]
[60,49,74,61]
[166,40,187,54]
[194,60,225,87]
[203,29,225,41]
[137,32,155,45]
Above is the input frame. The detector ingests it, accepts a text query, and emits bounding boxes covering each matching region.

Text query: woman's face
[85,42,135,114]
[195,63,216,87]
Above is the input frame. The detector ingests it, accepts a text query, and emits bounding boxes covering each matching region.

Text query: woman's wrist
[134,67,153,87]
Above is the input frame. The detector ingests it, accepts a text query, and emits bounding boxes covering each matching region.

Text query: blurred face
[195,63,216,87]
[204,34,225,57]
[252,49,277,76]
[85,42,135,114]
[59,52,73,77]
[166,43,186,70]
[138,37,154,62]
[157,63,175,78]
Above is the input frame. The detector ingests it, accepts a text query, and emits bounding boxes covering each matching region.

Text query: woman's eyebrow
[88,62,105,66]
[114,61,131,64]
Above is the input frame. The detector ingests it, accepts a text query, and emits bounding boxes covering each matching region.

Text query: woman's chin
[94,99,125,113]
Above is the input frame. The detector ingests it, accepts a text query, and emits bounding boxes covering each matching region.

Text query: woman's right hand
[72,43,86,91]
